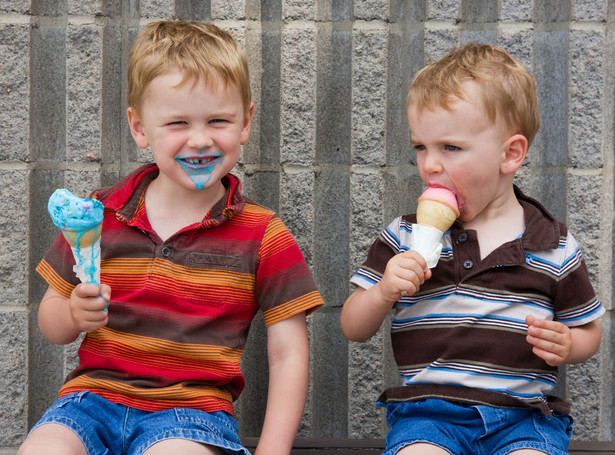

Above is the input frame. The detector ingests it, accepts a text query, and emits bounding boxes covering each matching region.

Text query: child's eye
[167,121,187,126]
[444,144,460,151]
[413,144,426,152]
[209,119,227,124]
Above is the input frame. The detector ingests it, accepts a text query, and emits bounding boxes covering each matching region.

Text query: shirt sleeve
[256,215,323,326]
[350,217,403,290]
[551,232,605,327]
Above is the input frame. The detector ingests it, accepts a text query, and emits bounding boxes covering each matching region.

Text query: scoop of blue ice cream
[47,188,104,231]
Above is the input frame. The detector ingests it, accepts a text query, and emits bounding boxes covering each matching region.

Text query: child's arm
[38,283,110,345]
[526,315,602,366]
[255,312,309,455]
[340,250,430,342]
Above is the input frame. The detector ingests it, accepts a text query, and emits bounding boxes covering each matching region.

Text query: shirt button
[463,259,473,269]
[161,246,172,257]
[458,232,468,243]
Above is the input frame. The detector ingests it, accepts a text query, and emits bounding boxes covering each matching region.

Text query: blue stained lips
[175,152,223,189]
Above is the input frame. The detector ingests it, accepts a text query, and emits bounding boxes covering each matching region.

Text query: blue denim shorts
[29,392,250,455]
[380,399,573,455]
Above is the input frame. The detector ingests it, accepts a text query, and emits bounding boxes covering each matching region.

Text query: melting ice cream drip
[176,151,223,190]
[47,189,104,286]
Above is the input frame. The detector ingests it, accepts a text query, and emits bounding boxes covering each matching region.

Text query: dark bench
[242,438,615,454]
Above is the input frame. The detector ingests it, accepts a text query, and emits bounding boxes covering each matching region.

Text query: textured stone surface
[0,312,28,447]
[3,2,615,449]
[0,170,29,306]
[0,24,29,162]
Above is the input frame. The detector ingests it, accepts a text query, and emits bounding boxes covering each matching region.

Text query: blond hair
[408,43,540,146]
[127,21,251,114]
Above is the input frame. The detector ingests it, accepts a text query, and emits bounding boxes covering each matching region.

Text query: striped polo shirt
[351,186,603,416]
[37,164,323,414]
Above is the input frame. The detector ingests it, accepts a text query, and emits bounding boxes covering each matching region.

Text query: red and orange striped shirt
[37,164,323,414]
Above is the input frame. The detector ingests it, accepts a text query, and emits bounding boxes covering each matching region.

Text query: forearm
[255,314,309,455]
[340,286,393,342]
[38,287,82,345]
[566,320,602,364]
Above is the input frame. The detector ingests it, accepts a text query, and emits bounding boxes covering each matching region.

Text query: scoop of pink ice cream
[416,187,459,231]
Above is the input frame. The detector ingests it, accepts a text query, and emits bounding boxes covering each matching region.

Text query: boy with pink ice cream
[341,43,603,455]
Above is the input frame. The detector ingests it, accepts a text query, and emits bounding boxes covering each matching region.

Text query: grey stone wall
[1,0,614,452]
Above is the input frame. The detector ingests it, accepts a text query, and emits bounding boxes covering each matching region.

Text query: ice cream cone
[417,199,459,232]
[61,225,102,249]
[47,188,104,285]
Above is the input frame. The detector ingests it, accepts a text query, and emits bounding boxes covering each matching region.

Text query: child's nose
[188,128,213,150]
[421,150,443,175]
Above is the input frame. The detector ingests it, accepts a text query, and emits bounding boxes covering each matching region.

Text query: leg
[142,439,224,455]
[18,424,87,455]
[396,443,451,455]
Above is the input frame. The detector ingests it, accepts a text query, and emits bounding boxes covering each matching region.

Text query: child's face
[408,85,514,224]
[128,71,253,194]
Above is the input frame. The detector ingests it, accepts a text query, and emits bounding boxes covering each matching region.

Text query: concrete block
[500,0,532,21]
[0,170,29,306]
[498,27,533,71]
[569,30,604,168]
[66,24,103,162]
[314,170,350,307]
[139,0,174,18]
[280,25,317,165]
[354,0,389,21]
[310,309,349,437]
[29,23,66,162]
[65,170,102,196]
[567,174,603,283]
[0,24,29,161]
[347,330,388,438]
[68,0,102,15]
[427,0,460,21]
[534,1,571,22]
[235,312,267,437]
[316,24,352,165]
[0,0,29,14]
[175,1,211,21]
[0,311,28,446]
[531,31,568,167]
[423,26,459,63]
[212,0,245,20]
[279,172,315,267]
[283,0,316,21]
[350,172,385,271]
[461,0,498,23]
[101,24,123,165]
[566,355,602,438]
[316,0,352,22]
[351,25,387,165]
[573,0,606,20]
[240,171,280,212]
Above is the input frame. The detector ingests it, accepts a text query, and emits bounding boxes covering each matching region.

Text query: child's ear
[127,107,149,149]
[240,102,255,145]
[501,134,528,175]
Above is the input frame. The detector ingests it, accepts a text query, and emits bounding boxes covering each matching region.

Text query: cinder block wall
[2,0,614,451]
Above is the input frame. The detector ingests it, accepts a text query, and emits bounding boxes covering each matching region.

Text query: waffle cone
[416,199,459,232]
[61,225,102,248]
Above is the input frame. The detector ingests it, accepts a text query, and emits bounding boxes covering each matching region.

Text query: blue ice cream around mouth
[175,152,223,189]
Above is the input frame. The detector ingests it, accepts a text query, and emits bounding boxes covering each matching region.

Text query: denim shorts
[381,399,573,455]
[29,391,250,455]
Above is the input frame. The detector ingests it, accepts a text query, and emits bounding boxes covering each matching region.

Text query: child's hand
[69,283,110,333]
[377,250,431,303]
[525,315,572,367]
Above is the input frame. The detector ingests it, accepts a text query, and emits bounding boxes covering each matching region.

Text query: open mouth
[177,153,223,168]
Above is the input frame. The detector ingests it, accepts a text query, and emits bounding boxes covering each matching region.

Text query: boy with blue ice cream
[341,43,603,455]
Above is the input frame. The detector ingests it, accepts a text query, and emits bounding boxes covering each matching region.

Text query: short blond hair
[127,21,251,114]
[408,43,540,146]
